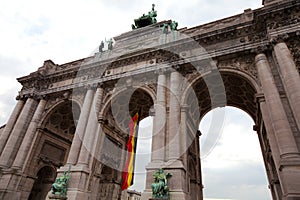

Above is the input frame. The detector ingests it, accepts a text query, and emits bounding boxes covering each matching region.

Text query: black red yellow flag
[121,112,139,190]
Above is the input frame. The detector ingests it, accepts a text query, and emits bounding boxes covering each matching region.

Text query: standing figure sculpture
[99,40,104,52]
[151,169,172,199]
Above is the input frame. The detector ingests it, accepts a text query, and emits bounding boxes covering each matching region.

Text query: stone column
[67,88,95,165]
[273,41,300,130]
[255,53,300,199]
[11,98,47,170]
[77,86,104,166]
[168,70,181,161]
[0,98,25,153]
[255,53,299,158]
[0,97,38,168]
[151,71,166,163]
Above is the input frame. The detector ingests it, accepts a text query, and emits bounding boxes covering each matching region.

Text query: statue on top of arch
[132,4,157,30]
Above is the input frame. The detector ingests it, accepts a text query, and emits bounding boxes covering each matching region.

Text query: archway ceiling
[107,89,154,133]
[191,72,256,122]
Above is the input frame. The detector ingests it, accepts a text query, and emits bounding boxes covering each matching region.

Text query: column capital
[270,33,289,45]
[16,95,26,101]
[251,45,270,55]
[97,82,104,88]
[85,84,97,91]
[254,52,268,64]
[154,68,168,75]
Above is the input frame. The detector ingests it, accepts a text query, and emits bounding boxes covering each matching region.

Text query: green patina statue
[151,169,172,199]
[132,4,157,29]
[170,21,178,31]
[107,38,113,50]
[51,166,71,197]
[99,40,104,52]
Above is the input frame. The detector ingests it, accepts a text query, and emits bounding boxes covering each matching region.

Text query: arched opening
[28,166,56,200]
[199,106,272,200]
[99,87,154,198]
[181,69,277,199]
[28,100,80,199]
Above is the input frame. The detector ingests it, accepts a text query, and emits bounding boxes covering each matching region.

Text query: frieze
[217,55,257,79]
[265,4,300,31]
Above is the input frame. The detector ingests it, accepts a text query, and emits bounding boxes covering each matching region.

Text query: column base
[142,189,187,200]
[0,189,21,200]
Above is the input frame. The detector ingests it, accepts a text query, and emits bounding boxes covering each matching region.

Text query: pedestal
[48,194,68,200]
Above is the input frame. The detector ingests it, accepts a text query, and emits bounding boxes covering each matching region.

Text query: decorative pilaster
[67,87,95,165]
[273,40,300,131]
[0,97,38,168]
[151,71,167,163]
[11,97,47,170]
[0,98,25,154]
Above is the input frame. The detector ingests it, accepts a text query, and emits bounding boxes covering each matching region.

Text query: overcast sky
[0,0,272,199]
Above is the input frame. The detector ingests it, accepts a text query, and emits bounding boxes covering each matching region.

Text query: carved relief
[217,55,257,79]
[286,37,300,74]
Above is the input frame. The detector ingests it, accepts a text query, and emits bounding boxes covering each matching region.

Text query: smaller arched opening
[28,166,56,200]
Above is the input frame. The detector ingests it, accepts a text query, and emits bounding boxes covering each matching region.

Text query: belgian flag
[121,112,139,190]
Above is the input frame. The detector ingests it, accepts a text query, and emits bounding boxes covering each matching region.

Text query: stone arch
[25,100,81,199]
[99,86,155,132]
[182,69,259,124]
[28,165,56,200]
[100,86,156,120]
[95,86,155,199]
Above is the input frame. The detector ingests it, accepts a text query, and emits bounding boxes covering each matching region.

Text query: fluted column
[0,97,38,168]
[255,53,300,159]
[168,70,182,161]
[67,88,95,165]
[151,71,167,162]
[77,86,104,166]
[12,98,47,170]
[0,98,25,153]
[273,41,300,131]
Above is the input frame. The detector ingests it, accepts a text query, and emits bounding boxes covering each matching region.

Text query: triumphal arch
[0,0,300,199]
